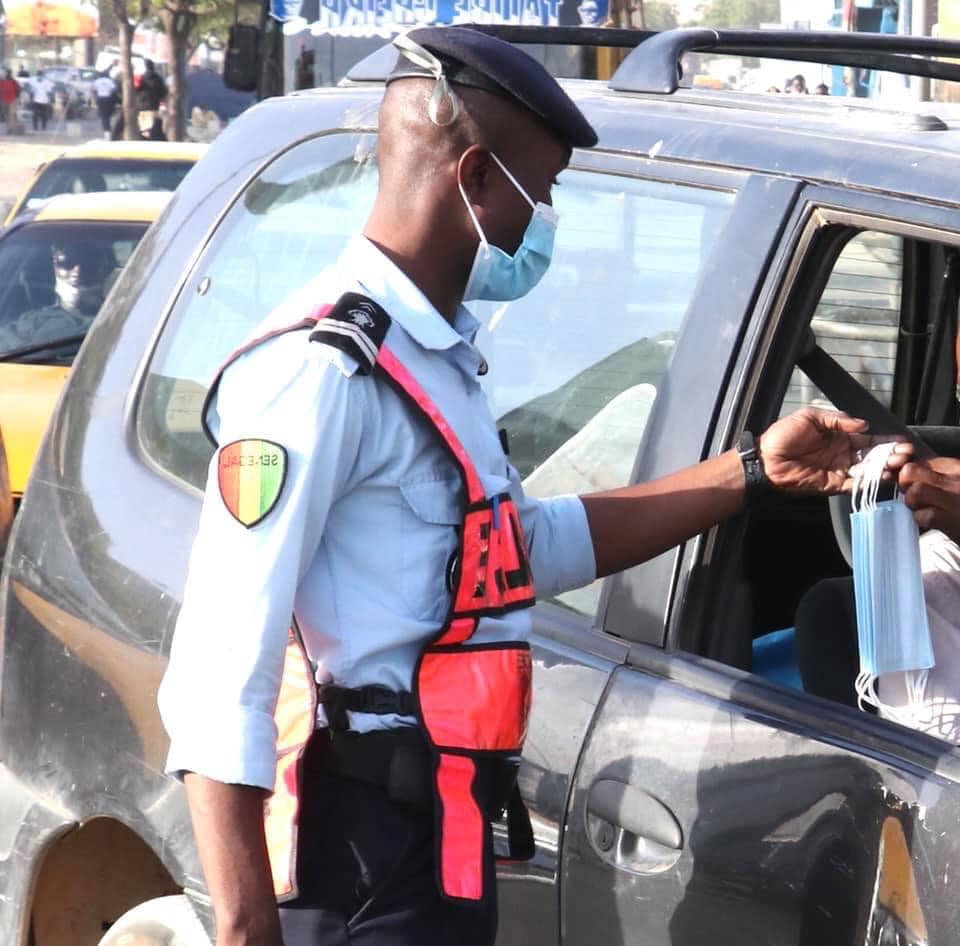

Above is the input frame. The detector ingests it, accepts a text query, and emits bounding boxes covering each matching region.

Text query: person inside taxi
[0,242,113,353]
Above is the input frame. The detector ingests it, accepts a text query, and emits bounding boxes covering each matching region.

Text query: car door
[562,186,960,946]
[476,161,802,945]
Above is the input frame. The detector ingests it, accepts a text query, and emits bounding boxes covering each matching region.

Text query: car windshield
[0,220,148,364]
[24,158,194,208]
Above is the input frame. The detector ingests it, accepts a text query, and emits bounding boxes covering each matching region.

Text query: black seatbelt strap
[796,344,934,460]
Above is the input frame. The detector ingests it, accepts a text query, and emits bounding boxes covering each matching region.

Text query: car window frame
[129,120,812,658]
[669,183,960,729]
[598,170,804,649]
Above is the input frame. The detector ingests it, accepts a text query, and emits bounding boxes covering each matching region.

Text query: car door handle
[587,778,683,850]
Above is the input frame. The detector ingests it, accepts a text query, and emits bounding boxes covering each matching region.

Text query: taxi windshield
[0,220,148,364]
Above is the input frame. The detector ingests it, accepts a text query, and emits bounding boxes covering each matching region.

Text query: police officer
[158,26,883,946]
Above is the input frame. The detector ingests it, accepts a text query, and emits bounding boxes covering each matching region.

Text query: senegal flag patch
[218,439,288,528]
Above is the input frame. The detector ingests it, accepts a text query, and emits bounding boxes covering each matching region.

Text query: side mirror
[0,199,12,227]
[223,23,261,93]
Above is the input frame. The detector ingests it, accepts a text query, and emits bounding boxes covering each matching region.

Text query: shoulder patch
[218,439,288,528]
[308,292,391,375]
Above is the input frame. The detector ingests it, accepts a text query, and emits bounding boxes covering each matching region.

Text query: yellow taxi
[3,139,205,225]
[0,190,170,499]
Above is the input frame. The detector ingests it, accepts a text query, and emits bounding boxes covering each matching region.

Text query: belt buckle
[362,684,401,715]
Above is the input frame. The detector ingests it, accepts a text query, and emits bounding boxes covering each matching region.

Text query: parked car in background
[2,25,960,946]
[2,140,206,225]
[0,190,170,501]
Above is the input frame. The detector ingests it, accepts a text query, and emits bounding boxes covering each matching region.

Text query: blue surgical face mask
[850,442,935,722]
[460,152,558,303]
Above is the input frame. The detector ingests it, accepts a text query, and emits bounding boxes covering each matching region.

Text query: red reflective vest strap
[375,344,536,903]
[200,314,322,446]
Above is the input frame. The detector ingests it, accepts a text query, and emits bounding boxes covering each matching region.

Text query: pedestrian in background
[0,68,20,134]
[93,71,117,140]
[28,72,54,132]
[135,60,167,140]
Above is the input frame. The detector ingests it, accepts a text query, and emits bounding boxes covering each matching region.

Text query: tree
[112,0,152,139]
[161,0,258,140]
[695,0,780,28]
[160,0,198,141]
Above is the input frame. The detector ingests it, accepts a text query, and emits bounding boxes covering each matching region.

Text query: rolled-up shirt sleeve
[511,465,596,598]
[158,335,363,789]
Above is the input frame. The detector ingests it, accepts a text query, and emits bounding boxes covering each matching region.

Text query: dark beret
[388,26,598,149]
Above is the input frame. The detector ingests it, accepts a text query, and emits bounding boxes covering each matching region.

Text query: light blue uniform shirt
[158,236,597,790]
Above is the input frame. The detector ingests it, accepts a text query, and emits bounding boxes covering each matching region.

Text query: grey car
[2,25,960,946]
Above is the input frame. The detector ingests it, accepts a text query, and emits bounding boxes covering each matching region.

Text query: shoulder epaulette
[309,292,391,375]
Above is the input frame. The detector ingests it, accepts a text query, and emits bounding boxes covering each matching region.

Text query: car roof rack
[610,27,960,93]
[344,25,652,83]
[345,25,960,91]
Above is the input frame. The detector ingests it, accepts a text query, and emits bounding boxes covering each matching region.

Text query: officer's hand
[759,407,886,494]
[898,456,960,542]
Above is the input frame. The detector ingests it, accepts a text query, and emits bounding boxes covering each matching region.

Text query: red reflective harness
[377,343,536,903]
[205,295,536,905]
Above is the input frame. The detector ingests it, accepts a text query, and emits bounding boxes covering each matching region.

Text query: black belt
[317,683,417,731]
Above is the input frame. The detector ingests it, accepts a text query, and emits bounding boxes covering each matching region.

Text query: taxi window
[0,220,147,363]
[139,133,736,616]
[25,158,194,207]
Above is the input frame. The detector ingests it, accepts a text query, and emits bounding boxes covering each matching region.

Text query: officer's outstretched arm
[184,773,284,946]
[582,407,882,579]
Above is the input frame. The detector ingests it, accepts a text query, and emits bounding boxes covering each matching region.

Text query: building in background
[4,0,99,39]
[1,0,100,71]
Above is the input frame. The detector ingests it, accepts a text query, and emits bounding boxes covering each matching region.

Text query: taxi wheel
[96,895,211,946]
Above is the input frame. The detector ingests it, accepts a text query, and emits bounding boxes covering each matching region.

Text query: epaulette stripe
[314,320,379,366]
[309,292,391,373]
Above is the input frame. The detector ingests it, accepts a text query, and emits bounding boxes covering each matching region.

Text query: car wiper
[0,333,87,363]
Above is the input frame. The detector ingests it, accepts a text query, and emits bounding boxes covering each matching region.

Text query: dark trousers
[31,103,50,130]
[279,736,498,946]
[96,97,114,133]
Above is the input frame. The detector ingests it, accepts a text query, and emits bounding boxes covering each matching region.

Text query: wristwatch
[736,430,768,500]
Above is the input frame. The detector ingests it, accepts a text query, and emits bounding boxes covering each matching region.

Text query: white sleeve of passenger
[158,339,363,789]
[511,466,597,598]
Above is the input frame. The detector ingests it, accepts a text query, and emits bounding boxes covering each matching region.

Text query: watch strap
[736,430,767,498]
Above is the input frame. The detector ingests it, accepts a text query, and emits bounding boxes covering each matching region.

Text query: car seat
[794,576,859,708]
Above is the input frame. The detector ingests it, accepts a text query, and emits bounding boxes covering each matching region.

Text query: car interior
[691,225,960,731]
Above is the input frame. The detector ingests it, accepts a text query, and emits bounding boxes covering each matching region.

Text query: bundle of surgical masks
[850,442,935,721]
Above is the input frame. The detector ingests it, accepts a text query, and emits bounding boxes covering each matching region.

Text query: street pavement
[0,114,109,207]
